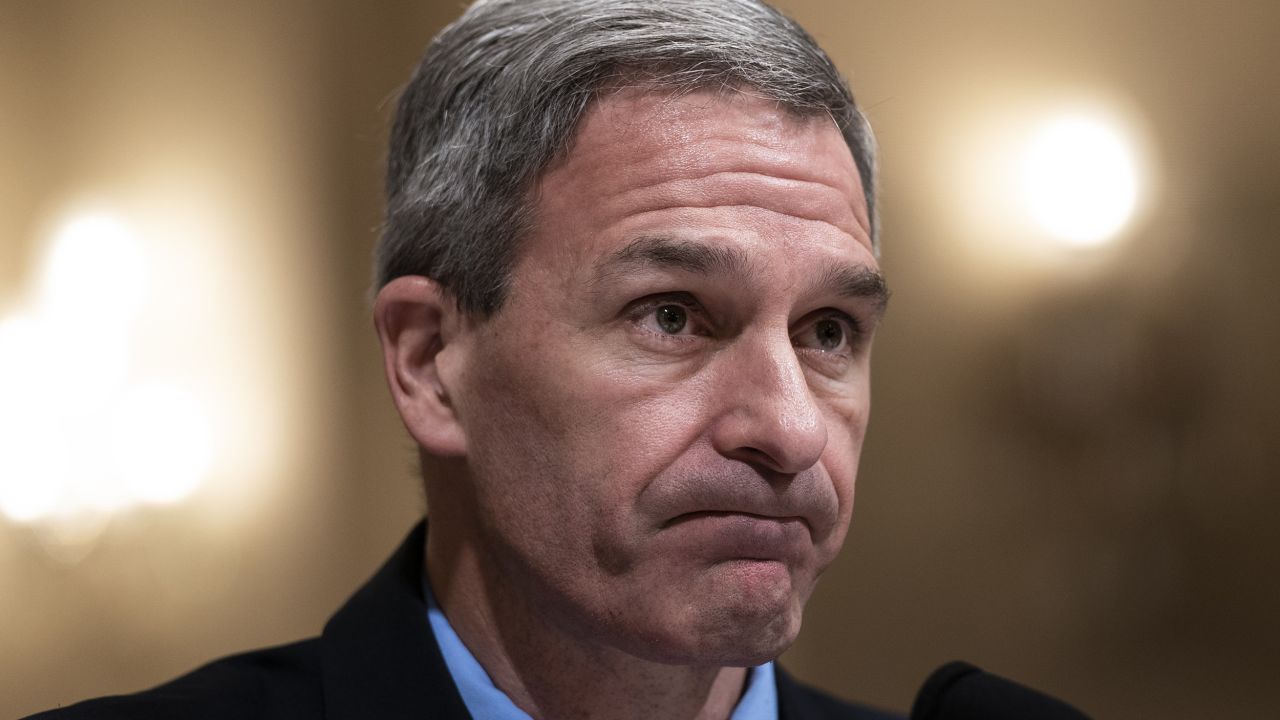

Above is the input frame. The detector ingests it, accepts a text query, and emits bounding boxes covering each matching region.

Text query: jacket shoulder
[24,638,323,720]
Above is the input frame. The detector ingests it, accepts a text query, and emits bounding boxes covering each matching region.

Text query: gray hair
[377,0,877,316]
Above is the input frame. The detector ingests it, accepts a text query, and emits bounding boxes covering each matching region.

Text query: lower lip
[662,512,808,562]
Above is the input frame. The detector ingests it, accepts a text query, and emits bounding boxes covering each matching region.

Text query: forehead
[531,87,871,250]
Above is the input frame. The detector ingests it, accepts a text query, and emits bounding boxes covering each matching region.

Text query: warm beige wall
[3,1,1278,717]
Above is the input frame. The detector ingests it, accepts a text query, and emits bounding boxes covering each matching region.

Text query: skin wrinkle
[601,162,864,236]
[614,185,861,239]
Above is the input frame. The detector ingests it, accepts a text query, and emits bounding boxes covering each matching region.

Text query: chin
[645,610,800,667]
[694,591,803,666]
[624,572,806,667]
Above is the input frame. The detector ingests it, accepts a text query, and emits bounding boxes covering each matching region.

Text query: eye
[794,313,856,353]
[654,304,688,334]
[629,294,706,339]
[813,317,844,350]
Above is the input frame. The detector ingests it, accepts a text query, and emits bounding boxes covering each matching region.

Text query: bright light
[110,381,214,505]
[39,212,150,322]
[1,209,217,525]
[1021,115,1140,246]
[0,315,72,522]
[37,212,148,415]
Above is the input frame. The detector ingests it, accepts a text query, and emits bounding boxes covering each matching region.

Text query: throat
[426,538,754,720]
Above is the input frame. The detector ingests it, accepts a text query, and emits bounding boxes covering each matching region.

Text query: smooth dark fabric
[909,661,1090,720]
[27,521,902,720]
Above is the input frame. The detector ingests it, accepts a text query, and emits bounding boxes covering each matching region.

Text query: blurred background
[2,0,1277,716]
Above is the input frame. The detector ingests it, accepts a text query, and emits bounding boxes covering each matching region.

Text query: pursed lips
[662,509,808,530]
[660,510,811,562]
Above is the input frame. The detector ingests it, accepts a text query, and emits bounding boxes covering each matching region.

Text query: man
[29,0,895,717]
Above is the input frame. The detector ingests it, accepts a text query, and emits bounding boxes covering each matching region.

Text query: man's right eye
[628,294,707,340]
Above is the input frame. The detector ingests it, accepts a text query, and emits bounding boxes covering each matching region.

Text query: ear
[373,276,468,457]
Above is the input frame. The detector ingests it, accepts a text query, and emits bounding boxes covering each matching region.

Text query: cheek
[458,326,668,518]
[454,334,582,527]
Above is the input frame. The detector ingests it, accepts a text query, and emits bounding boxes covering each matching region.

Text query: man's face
[448,89,884,665]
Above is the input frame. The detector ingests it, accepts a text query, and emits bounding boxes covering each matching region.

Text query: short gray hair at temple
[376,0,878,316]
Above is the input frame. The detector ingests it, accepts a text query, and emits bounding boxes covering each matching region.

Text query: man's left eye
[653,304,689,334]
[795,315,854,353]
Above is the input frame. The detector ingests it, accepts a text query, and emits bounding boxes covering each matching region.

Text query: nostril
[732,446,801,481]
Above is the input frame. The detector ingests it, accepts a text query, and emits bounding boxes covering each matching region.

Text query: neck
[424,504,750,720]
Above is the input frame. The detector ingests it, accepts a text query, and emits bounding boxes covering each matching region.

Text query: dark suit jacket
[27,521,902,719]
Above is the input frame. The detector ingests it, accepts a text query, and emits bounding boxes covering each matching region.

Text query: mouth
[660,511,811,563]
[663,510,805,529]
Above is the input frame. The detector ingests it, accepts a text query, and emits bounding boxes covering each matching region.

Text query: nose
[710,331,828,476]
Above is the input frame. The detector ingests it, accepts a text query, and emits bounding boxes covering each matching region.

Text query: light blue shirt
[425,582,779,720]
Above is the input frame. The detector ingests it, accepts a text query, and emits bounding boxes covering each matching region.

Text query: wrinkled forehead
[543,86,870,246]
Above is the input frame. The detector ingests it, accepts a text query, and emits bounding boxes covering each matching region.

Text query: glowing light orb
[1020,115,1140,246]
[0,315,71,522]
[110,381,214,505]
[39,212,150,322]
[36,212,148,415]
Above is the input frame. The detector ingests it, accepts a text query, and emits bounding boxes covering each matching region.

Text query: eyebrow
[819,263,890,318]
[593,234,890,318]
[601,235,755,277]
